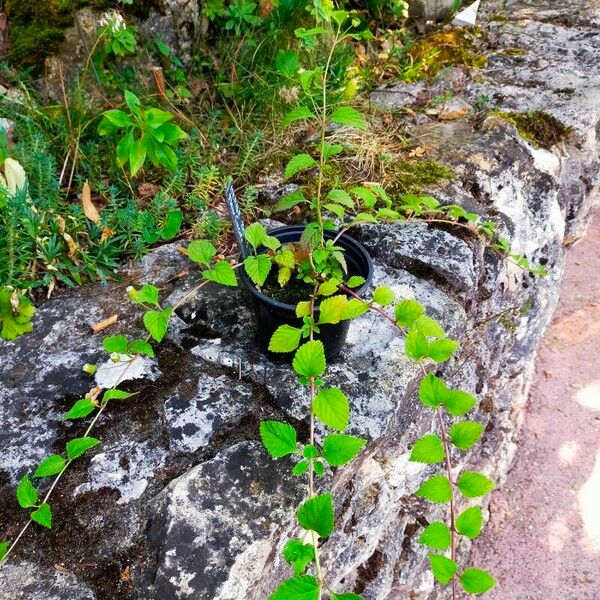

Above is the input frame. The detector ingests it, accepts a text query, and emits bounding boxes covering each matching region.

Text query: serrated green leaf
[293,341,326,378]
[260,421,297,458]
[103,388,136,401]
[285,153,317,179]
[342,298,368,320]
[313,387,349,430]
[127,284,159,306]
[449,421,484,451]
[318,295,347,324]
[245,222,267,249]
[296,301,311,318]
[410,434,445,463]
[415,476,451,503]
[318,279,340,296]
[103,335,129,354]
[351,186,378,207]
[324,203,345,219]
[419,522,451,550]
[322,142,344,160]
[64,398,96,420]
[161,210,183,240]
[269,325,303,353]
[322,434,366,466]
[457,472,495,498]
[372,286,395,306]
[66,436,100,460]
[395,300,425,327]
[269,575,320,600]
[456,506,483,539]
[303,445,318,459]
[413,315,445,338]
[283,540,315,575]
[460,568,496,594]
[263,235,281,251]
[346,276,365,288]
[405,328,428,360]
[187,240,217,265]
[292,460,310,476]
[203,260,238,286]
[327,189,354,208]
[283,107,316,127]
[0,289,35,340]
[297,493,334,538]
[244,255,272,287]
[419,374,447,408]
[444,390,476,417]
[330,106,367,129]
[0,541,9,561]
[33,455,66,479]
[16,475,38,508]
[428,339,459,363]
[313,460,325,476]
[31,503,52,529]
[275,191,307,212]
[278,264,290,286]
[143,307,173,342]
[429,554,457,585]
[128,339,155,357]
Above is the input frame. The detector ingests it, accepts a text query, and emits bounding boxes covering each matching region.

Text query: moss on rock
[495,110,573,149]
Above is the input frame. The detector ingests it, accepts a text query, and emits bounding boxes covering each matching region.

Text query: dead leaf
[100,228,115,242]
[81,180,101,223]
[120,566,132,583]
[91,314,118,333]
[63,232,78,257]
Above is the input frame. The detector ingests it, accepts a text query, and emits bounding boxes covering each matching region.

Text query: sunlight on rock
[578,451,600,553]
[575,380,600,411]
[547,516,570,552]
[558,440,579,466]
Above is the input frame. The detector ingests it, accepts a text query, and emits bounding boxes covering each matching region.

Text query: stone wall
[1,1,599,599]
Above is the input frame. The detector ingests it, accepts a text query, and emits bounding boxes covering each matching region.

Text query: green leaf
[0,289,36,340]
[297,493,334,538]
[203,260,238,286]
[274,190,307,212]
[351,186,378,207]
[429,554,457,585]
[327,189,354,208]
[283,540,315,576]
[263,235,281,251]
[66,436,101,460]
[244,255,272,287]
[413,315,445,338]
[128,339,155,357]
[285,153,317,179]
[409,434,445,463]
[128,284,160,306]
[322,142,343,160]
[124,89,141,114]
[444,390,476,417]
[303,445,318,459]
[318,295,347,324]
[313,461,325,476]
[0,541,9,561]
[16,474,38,508]
[269,575,320,600]
[419,522,451,550]
[33,455,66,478]
[102,109,133,127]
[64,398,96,420]
[395,300,425,327]
[449,421,484,451]
[129,137,146,176]
[346,276,365,288]
[245,222,267,249]
[260,421,297,458]
[456,506,483,539]
[313,387,349,430]
[143,307,173,342]
[332,595,364,600]
[342,298,368,320]
[415,476,451,503]
[460,568,496,594]
[293,341,326,378]
[283,107,316,127]
[428,339,459,363]
[103,388,136,401]
[103,335,129,354]
[296,301,311,318]
[116,130,134,166]
[161,210,183,239]
[330,106,367,130]
[419,374,447,408]
[372,286,394,306]
[187,240,217,265]
[292,460,310,476]
[318,279,340,296]
[324,203,345,219]
[322,434,366,467]
[405,328,428,360]
[31,503,52,529]
[457,472,495,498]
[269,325,303,353]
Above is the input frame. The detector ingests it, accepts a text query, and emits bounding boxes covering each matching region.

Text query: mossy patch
[495,110,573,149]
[385,159,455,194]
[404,28,487,82]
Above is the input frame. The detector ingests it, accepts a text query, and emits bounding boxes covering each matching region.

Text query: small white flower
[99,10,126,33]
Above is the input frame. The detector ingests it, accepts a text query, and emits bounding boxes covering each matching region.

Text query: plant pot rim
[238,224,373,312]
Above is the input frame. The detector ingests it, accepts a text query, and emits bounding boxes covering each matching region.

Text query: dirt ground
[471,211,600,599]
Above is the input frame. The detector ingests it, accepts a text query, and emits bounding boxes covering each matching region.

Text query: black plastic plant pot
[238,225,373,360]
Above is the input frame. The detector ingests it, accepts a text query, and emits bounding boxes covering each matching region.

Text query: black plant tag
[225,181,250,259]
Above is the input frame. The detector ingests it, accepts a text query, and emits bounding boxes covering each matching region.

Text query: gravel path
[470,211,600,599]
